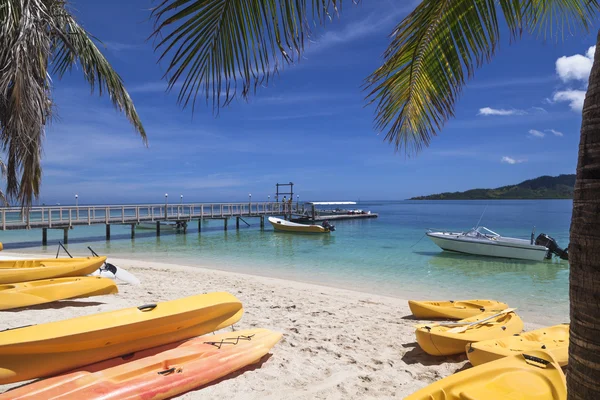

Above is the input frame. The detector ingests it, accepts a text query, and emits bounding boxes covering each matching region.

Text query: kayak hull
[0,257,106,284]
[408,299,509,319]
[467,323,569,367]
[2,328,282,400]
[0,292,243,384]
[415,311,524,356]
[0,276,117,310]
[405,350,566,400]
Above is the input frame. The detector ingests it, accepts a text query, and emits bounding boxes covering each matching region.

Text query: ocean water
[0,200,571,324]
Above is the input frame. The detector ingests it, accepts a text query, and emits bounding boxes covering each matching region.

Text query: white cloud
[556,46,595,82]
[478,107,527,116]
[546,129,564,137]
[501,156,526,165]
[528,129,545,138]
[553,90,586,111]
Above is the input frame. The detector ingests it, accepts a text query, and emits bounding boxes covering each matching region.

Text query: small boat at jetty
[0,276,117,310]
[467,323,569,367]
[408,299,508,320]
[405,350,566,400]
[0,257,106,284]
[2,328,282,400]
[0,292,243,384]
[426,226,568,261]
[415,309,523,356]
[268,217,334,233]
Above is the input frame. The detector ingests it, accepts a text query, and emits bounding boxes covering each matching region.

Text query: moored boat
[426,226,568,261]
[467,323,569,366]
[415,309,524,356]
[1,328,282,400]
[0,257,106,284]
[268,217,334,233]
[0,276,118,311]
[408,299,509,320]
[405,350,566,400]
[0,292,243,384]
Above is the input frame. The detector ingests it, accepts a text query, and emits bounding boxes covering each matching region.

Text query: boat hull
[0,276,118,310]
[408,299,509,320]
[0,257,107,284]
[0,292,243,384]
[467,323,569,367]
[415,311,524,356]
[1,328,282,400]
[405,350,566,400]
[268,217,329,233]
[427,233,548,261]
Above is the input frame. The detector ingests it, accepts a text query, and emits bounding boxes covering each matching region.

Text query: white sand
[0,253,546,399]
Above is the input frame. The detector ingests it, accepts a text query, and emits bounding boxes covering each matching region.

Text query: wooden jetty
[0,202,305,245]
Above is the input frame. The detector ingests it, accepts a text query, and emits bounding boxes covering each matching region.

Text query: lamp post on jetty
[165,193,168,219]
[248,193,252,215]
[75,194,79,219]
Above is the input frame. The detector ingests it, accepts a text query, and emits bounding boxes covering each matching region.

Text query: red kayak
[1,328,282,399]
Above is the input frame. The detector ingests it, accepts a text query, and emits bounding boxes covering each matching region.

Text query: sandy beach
[0,253,547,399]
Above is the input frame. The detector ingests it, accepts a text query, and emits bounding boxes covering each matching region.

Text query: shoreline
[1,252,546,399]
[2,248,569,326]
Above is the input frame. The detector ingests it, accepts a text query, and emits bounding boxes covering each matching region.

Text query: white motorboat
[426,227,568,262]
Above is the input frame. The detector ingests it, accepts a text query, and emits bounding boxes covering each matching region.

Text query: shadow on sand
[2,300,105,312]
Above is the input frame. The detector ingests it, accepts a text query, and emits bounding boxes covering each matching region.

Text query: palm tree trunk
[568,30,600,399]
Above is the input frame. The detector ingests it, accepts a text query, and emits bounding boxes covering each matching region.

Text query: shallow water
[0,200,571,323]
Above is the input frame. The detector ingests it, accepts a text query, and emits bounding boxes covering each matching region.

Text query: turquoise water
[0,200,571,324]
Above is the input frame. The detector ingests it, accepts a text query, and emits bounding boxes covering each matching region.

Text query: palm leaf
[151,0,346,111]
[50,4,147,143]
[364,0,600,154]
[0,0,146,208]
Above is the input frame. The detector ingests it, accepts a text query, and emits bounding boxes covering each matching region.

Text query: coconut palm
[152,1,600,397]
[0,0,146,207]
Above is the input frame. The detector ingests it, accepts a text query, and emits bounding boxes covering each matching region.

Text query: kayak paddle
[446,308,517,334]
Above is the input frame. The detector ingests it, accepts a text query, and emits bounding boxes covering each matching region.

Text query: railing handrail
[0,201,286,211]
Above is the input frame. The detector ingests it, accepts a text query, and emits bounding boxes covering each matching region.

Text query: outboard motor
[322,220,335,232]
[535,233,569,260]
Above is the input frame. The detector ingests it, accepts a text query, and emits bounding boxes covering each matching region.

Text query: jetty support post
[224,218,228,231]
[260,216,264,229]
[106,224,111,241]
[42,228,47,245]
[131,224,135,239]
[198,218,202,232]
[236,217,240,230]
[156,221,161,237]
[63,227,68,244]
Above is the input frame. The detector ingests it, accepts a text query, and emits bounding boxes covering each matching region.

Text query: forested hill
[410,174,576,200]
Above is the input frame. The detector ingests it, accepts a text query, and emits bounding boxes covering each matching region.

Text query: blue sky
[39,1,596,204]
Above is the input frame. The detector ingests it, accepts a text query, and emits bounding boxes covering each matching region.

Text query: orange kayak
[1,328,282,400]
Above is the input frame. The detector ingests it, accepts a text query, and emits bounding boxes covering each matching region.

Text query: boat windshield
[463,226,500,239]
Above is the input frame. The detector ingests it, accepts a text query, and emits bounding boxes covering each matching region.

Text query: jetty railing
[0,202,307,230]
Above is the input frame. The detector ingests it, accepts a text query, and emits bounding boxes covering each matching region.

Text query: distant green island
[410,174,576,200]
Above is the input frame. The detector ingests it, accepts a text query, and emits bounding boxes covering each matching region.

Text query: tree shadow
[2,300,105,312]
[169,353,273,399]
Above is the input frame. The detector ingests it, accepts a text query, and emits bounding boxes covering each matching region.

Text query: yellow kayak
[405,350,566,400]
[0,257,106,284]
[0,276,118,311]
[408,299,509,319]
[268,217,331,233]
[467,323,569,367]
[415,310,523,356]
[0,291,243,384]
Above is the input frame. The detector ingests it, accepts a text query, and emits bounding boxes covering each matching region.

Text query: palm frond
[0,0,146,209]
[151,0,346,111]
[50,4,147,143]
[364,0,600,154]
[0,0,52,207]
